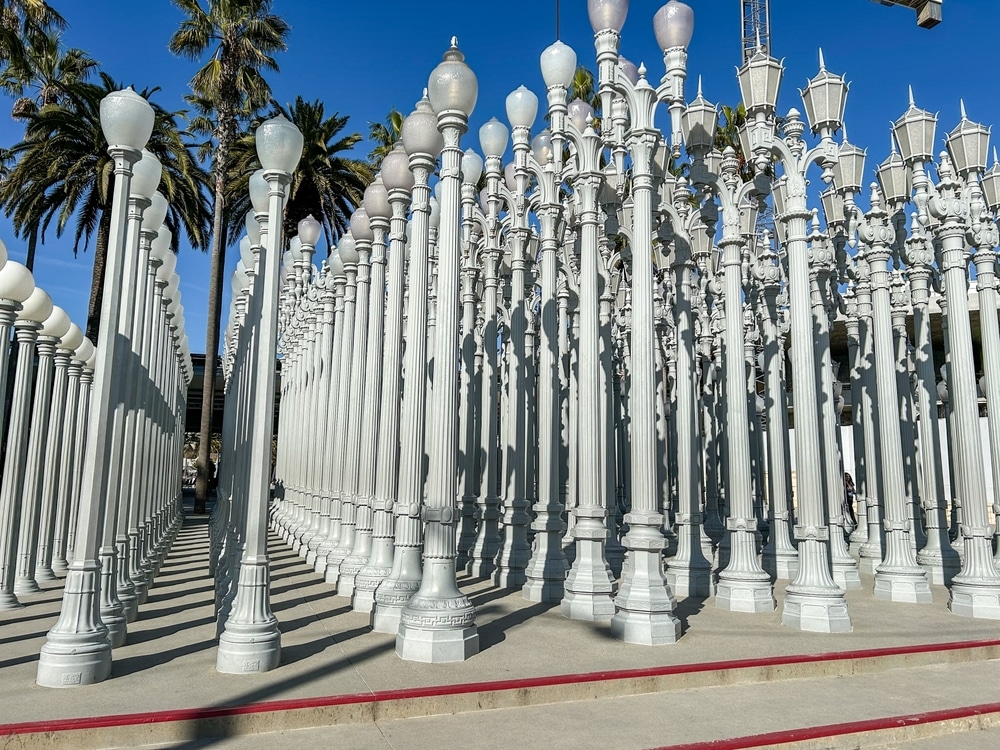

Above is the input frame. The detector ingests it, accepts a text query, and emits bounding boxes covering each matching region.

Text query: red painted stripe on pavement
[648,700,1000,749]
[2,637,999,736]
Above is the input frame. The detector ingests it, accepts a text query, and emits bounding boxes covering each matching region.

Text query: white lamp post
[397,38,480,662]
[217,113,302,674]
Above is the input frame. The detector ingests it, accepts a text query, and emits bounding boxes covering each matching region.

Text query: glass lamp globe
[245,211,261,245]
[381,143,415,191]
[255,114,304,173]
[363,177,392,221]
[540,40,577,90]
[235,238,252,274]
[249,169,269,215]
[75,337,95,365]
[618,57,640,85]
[402,92,444,157]
[158,245,177,281]
[329,249,346,279]
[429,197,441,230]
[289,235,303,261]
[151,225,172,264]
[19,286,53,323]
[142,191,169,232]
[532,130,553,164]
[0,260,35,303]
[506,85,538,130]
[350,208,374,243]
[298,214,322,246]
[427,37,478,117]
[462,148,484,185]
[504,162,517,191]
[60,322,84,352]
[0,237,7,273]
[99,87,154,151]
[653,1,695,52]
[588,0,628,33]
[568,99,595,132]
[41,305,71,339]
[338,232,360,265]
[479,118,509,159]
[130,149,163,200]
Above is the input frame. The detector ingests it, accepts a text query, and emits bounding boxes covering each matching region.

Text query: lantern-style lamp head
[799,49,847,136]
[506,85,538,130]
[945,102,990,177]
[588,0,628,33]
[833,138,866,196]
[363,177,392,220]
[479,118,509,159]
[681,78,717,152]
[130,149,163,200]
[820,186,846,227]
[381,143,415,191]
[892,87,937,165]
[402,91,444,157]
[980,150,1000,213]
[737,48,783,116]
[298,214,322,246]
[653,0,694,52]
[427,37,478,118]
[249,169,269,214]
[255,114,303,173]
[19,285,52,323]
[0,260,34,303]
[540,40,577,90]
[100,87,154,152]
[876,148,911,205]
[462,148,484,185]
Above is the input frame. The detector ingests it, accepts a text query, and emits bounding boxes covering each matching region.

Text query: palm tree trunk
[85,213,111,344]
[24,231,37,272]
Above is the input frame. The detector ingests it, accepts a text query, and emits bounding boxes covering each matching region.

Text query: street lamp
[38,87,154,687]
[216,113,302,674]
[397,38,481,663]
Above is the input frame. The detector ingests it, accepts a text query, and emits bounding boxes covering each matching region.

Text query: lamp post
[37,87,154,686]
[372,92,441,634]
[13,304,70,595]
[744,51,852,631]
[216,113,302,673]
[397,38,480,662]
[0,279,47,609]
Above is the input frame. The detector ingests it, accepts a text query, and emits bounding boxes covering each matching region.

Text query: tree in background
[169,0,289,513]
[0,1,65,74]
[0,72,211,340]
[227,96,372,249]
[367,106,402,170]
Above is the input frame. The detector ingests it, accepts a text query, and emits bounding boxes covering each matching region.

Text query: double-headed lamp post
[37,87,155,686]
[397,39,480,663]
[216,114,303,674]
[741,50,853,632]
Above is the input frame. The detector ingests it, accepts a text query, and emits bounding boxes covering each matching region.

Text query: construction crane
[872,1,942,29]
[740,0,770,63]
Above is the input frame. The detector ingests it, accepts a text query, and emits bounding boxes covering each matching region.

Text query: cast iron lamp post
[216,113,303,673]
[397,39,481,662]
[37,87,155,686]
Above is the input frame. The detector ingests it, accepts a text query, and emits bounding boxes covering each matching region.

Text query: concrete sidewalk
[2,512,999,748]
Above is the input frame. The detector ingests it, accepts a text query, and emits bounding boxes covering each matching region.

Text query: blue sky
[1,0,998,354]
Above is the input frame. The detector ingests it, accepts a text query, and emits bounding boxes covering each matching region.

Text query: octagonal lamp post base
[395,624,479,663]
[782,591,853,633]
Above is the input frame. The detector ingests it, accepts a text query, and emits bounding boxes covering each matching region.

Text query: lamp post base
[521,576,564,603]
[782,590,852,633]
[666,563,712,598]
[216,624,281,674]
[949,583,1000,619]
[0,591,24,611]
[395,623,479,663]
[610,608,681,645]
[715,575,775,613]
[873,569,932,603]
[560,589,615,622]
[762,552,799,582]
[831,561,863,591]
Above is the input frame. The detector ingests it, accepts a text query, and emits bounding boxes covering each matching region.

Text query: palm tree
[0,1,65,74]
[570,65,600,112]
[169,0,289,513]
[227,96,372,248]
[367,107,402,169]
[0,28,96,120]
[0,72,211,335]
